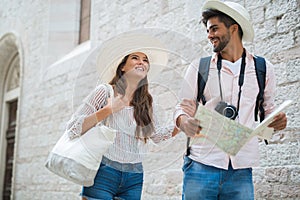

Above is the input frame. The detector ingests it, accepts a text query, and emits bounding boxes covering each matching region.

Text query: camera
[215,101,238,120]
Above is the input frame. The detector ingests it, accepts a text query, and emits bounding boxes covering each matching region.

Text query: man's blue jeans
[182,156,254,200]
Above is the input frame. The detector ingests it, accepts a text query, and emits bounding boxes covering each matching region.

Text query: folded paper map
[191,100,292,156]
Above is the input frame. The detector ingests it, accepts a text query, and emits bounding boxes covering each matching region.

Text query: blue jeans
[81,163,143,200]
[182,156,254,200]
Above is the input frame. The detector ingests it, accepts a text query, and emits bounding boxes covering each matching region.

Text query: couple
[65,1,287,200]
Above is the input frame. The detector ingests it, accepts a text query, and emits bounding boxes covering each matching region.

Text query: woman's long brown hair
[109,54,155,143]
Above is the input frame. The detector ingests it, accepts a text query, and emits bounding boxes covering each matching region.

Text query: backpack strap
[197,56,212,104]
[253,56,268,144]
[253,56,266,122]
[186,56,212,156]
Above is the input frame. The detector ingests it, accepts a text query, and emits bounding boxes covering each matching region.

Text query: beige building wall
[0,0,299,199]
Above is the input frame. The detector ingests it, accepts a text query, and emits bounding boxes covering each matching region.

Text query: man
[174,1,287,199]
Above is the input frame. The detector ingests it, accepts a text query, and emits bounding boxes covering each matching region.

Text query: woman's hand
[106,94,129,114]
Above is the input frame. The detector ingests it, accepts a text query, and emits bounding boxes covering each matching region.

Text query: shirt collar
[211,49,253,64]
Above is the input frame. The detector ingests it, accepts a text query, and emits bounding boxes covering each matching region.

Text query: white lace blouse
[65,84,173,166]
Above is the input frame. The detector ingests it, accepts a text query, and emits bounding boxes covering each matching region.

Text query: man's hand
[268,112,287,131]
[177,99,204,137]
[177,115,203,137]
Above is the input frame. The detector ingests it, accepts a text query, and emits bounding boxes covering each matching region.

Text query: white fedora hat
[94,30,168,83]
[202,0,254,42]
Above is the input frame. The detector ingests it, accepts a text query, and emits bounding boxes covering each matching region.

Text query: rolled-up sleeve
[173,60,199,126]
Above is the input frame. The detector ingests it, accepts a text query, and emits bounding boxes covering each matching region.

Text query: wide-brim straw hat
[93,30,168,83]
[202,0,254,42]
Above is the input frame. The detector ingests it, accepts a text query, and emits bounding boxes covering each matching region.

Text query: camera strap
[217,49,247,115]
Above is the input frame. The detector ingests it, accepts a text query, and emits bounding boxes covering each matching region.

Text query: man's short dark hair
[201,9,243,40]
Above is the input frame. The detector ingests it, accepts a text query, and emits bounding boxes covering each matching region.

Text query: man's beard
[213,32,231,53]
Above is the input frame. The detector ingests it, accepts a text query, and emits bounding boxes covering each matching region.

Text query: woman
[65,33,195,200]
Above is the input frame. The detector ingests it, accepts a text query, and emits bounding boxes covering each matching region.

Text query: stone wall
[0,0,299,199]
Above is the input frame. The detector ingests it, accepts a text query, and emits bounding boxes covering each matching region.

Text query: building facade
[0,0,299,199]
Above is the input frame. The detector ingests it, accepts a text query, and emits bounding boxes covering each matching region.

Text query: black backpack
[186,56,267,156]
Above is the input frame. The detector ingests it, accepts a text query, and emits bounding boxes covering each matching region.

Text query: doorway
[2,100,17,200]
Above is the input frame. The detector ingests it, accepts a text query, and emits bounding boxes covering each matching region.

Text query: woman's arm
[81,106,112,135]
[66,84,108,139]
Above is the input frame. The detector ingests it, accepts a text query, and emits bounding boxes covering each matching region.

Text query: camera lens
[215,102,238,120]
[223,106,237,119]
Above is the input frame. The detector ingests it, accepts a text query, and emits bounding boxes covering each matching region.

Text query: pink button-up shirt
[174,50,276,169]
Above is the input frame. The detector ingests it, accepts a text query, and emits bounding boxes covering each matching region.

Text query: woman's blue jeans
[182,156,254,200]
[81,163,143,200]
